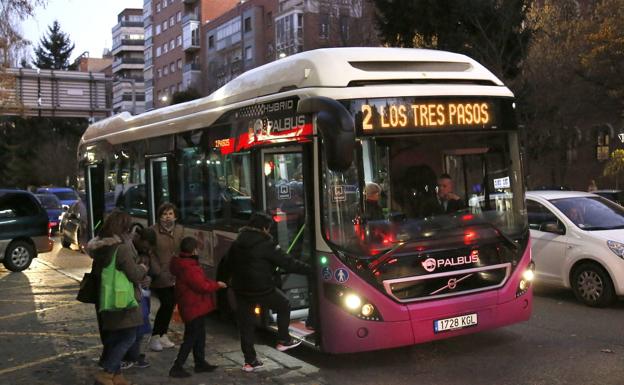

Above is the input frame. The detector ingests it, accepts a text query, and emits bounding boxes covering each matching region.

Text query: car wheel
[61,237,71,248]
[571,263,615,307]
[3,241,35,272]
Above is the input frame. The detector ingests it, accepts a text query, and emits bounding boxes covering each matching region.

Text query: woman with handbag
[87,210,148,385]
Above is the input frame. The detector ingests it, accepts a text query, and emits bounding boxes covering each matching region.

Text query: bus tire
[571,262,615,307]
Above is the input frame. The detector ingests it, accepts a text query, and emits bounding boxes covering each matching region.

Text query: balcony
[112,39,145,54]
[182,13,199,24]
[183,62,201,88]
[182,20,200,52]
[112,57,145,70]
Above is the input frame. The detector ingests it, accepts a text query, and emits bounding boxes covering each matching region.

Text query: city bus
[78,47,534,353]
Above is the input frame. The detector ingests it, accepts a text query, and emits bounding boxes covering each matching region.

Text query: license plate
[434,313,478,333]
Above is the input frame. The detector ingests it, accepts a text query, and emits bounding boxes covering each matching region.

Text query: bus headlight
[361,303,375,317]
[324,282,383,321]
[344,294,362,310]
[517,261,535,297]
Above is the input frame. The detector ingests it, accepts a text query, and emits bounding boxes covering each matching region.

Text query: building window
[163,20,168,31]
[170,85,175,95]
[164,65,169,75]
[156,24,161,34]
[163,44,168,53]
[245,46,252,61]
[340,15,349,41]
[177,35,182,46]
[244,17,252,32]
[157,68,162,78]
[170,39,175,50]
[156,2,161,13]
[177,11,182,22]
[319,14,329,39]
[170,16,175,27]
[170,62,175,73]
[177,59,182,69]
[208,35,214,49]
[266,11,272,27]
[597,132,610,161]
[156,46,162,56]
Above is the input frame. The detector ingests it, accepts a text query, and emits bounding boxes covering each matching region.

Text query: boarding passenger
[222,212,311,372]
[149,202,184,352]
[87,210,148,385]
[121,228,158,370]
[168,236,227,378]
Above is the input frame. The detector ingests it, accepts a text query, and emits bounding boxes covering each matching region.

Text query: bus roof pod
[81,47,508,146]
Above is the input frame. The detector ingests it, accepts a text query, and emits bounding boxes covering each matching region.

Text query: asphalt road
[4,240,624,385]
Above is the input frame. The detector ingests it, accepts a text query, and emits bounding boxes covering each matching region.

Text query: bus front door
[86,163,105,239]
[261,147,314,340]
[147,156,172,226]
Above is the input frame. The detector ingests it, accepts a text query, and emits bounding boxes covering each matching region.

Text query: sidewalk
[119,298,327,385]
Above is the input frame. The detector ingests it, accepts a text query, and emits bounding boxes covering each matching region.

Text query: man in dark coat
[437,173,465,214]
[223,212,310,372]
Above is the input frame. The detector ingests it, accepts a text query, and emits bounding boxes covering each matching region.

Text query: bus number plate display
[434,313,478,333]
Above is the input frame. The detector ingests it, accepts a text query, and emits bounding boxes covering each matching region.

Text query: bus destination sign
[354,98,499,134]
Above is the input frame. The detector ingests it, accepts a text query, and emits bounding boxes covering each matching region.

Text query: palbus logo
[422,254,479,273]
[422,258,437,272]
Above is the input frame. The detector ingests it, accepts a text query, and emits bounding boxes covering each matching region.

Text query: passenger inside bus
[362,182,384,221]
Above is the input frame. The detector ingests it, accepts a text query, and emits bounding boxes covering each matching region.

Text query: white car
[526,191,624,307]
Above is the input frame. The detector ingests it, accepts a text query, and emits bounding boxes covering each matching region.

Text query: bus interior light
[254,306,261,315]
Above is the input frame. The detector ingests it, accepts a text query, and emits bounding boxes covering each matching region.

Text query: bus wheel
[572,263,615,307]
[3,241,34,272]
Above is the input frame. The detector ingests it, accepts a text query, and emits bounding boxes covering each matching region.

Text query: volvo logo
[447,278,458,290]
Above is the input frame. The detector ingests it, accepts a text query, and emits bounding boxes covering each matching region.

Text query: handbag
[76,272,98,304]
[99,247,139,312]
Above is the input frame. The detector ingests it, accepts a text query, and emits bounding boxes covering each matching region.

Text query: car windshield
[322,131,527,256]
[53,191,78,201]
[550,196,624,230]
[36,194,62,209]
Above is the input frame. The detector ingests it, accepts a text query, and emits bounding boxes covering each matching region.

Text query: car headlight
[607,240,624,258]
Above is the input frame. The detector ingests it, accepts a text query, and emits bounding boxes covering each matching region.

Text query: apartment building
[112,8,146,115]
[202,0,379,94]
[144,0,238,109]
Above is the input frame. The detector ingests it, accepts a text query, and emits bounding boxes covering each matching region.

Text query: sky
[22,0,143,62]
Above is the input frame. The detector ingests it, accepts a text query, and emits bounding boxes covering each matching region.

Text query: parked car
[527,190,624,307]
[35,187,80,211]
[35,193,63,233]
[593,189,624,206]
[60,200,87,251]
[532,185,571,191]
[0,189,54,271]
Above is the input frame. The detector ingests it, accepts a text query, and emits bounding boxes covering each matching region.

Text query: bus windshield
[322,131,527,257]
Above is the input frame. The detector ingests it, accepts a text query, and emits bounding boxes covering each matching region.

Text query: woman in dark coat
[88,210,147,385]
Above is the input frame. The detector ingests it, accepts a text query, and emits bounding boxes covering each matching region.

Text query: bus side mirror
[297,96,354,172]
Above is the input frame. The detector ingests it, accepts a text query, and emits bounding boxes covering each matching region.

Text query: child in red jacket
[169,236,227,378]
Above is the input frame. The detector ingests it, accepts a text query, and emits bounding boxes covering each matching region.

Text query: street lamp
[160,95,168,106]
